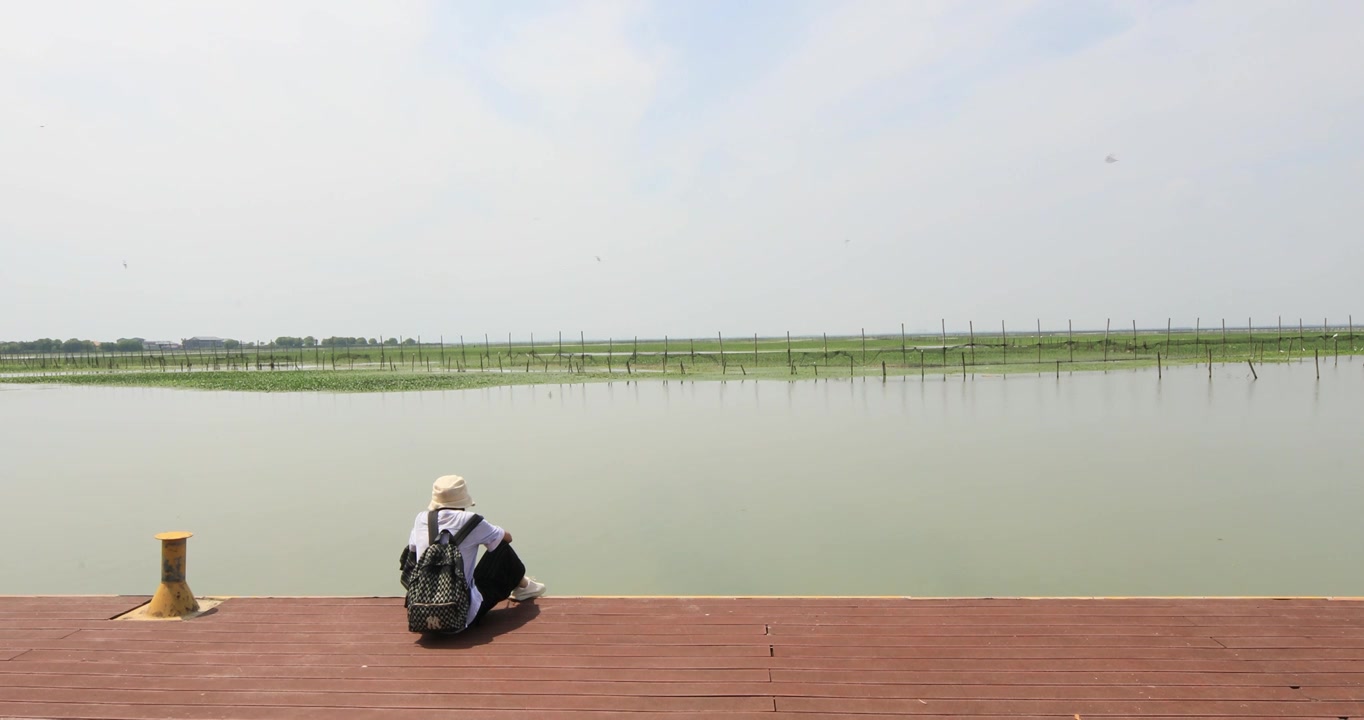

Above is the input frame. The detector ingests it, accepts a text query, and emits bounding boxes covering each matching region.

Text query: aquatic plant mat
[5,324,1361,392]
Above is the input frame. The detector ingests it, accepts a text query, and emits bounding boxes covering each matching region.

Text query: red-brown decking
[1,596,1363,719]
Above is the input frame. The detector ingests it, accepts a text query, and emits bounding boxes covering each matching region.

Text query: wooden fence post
[941,319,948,367]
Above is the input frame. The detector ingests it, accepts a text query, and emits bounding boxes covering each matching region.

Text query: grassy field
[2,327,1358,392]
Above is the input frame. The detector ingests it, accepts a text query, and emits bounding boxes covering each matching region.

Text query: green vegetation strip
[4,329,1359,392]
[0,370,595,392]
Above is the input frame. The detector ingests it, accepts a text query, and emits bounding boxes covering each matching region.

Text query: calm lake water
[2,359,1361,598]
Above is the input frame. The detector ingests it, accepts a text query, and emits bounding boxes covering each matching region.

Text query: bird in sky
[844,238,852,246]
[1105,154,1119,164]
[122,260,128,269]
[594,256,602,262]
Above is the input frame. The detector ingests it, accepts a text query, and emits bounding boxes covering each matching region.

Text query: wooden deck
[2,596,1362,718]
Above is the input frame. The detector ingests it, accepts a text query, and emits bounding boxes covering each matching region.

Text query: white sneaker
[511,577,546,602]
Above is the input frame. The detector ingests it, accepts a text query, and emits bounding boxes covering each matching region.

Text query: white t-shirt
[407,509,505,629]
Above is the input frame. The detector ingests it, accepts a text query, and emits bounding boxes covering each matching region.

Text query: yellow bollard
[145,531,200,618]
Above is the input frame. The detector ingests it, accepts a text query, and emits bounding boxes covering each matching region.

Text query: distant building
[143,340,181,351]
[184,336,226,350]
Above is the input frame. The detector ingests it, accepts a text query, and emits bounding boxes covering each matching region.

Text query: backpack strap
[428,510,486,547]
[450,513,485,545]
[426,510,441,546]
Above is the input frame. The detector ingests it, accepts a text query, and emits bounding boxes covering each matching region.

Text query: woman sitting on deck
[404,474,545,631]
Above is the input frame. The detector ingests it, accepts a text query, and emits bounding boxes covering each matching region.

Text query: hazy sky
[2,0,1361,342]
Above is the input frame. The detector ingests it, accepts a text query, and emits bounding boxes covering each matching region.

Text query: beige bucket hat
[428,474,475,510]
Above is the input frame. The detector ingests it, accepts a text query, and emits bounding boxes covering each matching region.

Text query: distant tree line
[319,337,383,347]
[0,338,104,354]
[277,336,404,347]
[1,336,424,353]
[0,337,191,353]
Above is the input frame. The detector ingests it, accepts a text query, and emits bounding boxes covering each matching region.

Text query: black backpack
[400,511,484,634]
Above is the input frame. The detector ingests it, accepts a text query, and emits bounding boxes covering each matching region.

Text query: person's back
[402,474,544,632]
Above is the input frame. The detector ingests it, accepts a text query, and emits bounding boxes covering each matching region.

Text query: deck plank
[3,674,1336,701]
[10,648,781,669]
[0,687,776,712]
[0,706,784,720]
[770,669,1364,686]
[0,660,771,683]
[0,629,75,641]
[778,695,1364,716]
[3,597,1361,719]
[63,629,770,645]
[0,674,778,697]
[774,644,1364,660]
[16,639,773,657]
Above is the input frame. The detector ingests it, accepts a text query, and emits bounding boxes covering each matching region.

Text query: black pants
[472,543,526,624]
